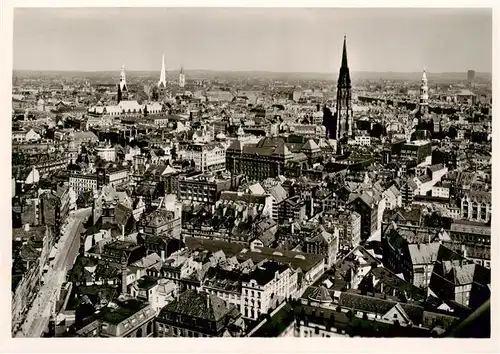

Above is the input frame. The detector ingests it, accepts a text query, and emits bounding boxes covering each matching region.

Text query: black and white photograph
[2,2,498,350]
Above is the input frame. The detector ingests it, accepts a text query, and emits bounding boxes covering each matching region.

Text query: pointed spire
[341,35,348,68]
[159,54,167,88]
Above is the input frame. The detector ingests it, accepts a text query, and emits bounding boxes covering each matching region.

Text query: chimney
[206,293,210,309]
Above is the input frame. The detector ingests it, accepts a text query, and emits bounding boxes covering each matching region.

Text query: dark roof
[99,298,149,325]
[136,276,159,290]
[242,261,288,286]
[160,289,234,322]
[339,291,424,323]
[184,237,324,273]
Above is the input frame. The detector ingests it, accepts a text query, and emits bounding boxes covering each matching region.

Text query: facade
[325,209,361,251]
[278,196,306,224]
[96,145,116,162]
[141,207,182,240]
[303,226,338,269]
[460,190,491,222]
[448,220,491,246]
[349,194,378,241]
[104,168,130,187]
[400,141,432,165]
[178,142,225,173]
[430,257,490,309]
[241,261,298,321]
[69,173,98,193]
[382,223,443,287]
[178,173,241,204]
[226,137,294,181]
[11,226,53,333]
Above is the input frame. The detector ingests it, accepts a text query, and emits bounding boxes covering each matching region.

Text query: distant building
[467,69,475,83]
[96,144,116,162]
[140,207,182,240]
[400,140,432,165]
[303,225,338,268]
[226,137,295,181]
[178,172,242,205]
[179,66,186,88]
[324,209,361,252]
[178,142,225,173]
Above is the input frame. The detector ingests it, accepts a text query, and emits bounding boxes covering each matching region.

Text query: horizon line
[12,69,491,75]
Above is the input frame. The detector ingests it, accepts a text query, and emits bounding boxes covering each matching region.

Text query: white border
[1,1,498,353]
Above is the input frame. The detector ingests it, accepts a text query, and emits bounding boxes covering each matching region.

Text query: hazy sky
[13,7,492,73]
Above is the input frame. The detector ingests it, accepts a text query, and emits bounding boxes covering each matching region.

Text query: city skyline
[13,7,492,73]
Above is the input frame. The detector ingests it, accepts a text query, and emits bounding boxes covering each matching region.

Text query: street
[15,215,83,337]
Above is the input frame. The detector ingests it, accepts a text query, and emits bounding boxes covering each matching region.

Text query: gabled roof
[408,243,440,265]
[301,139,320,153]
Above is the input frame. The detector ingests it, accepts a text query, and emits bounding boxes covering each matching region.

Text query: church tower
[179,66,185,88]
[158,54,167,89]
[334,36,353,140]
[118,64,128,103]
[417,68,429,121]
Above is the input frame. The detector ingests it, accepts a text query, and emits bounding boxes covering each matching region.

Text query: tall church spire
[341,35,349,68]
[338,36,351,87]
[158,54,167,88]
[334,35,353,140]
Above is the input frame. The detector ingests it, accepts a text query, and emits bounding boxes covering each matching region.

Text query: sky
[13,7,493,73]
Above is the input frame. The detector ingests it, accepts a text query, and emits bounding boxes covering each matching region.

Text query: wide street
[16,215,83,337]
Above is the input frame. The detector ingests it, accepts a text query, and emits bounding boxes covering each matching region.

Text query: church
[88,64,164,117]
[323,36,354,144]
